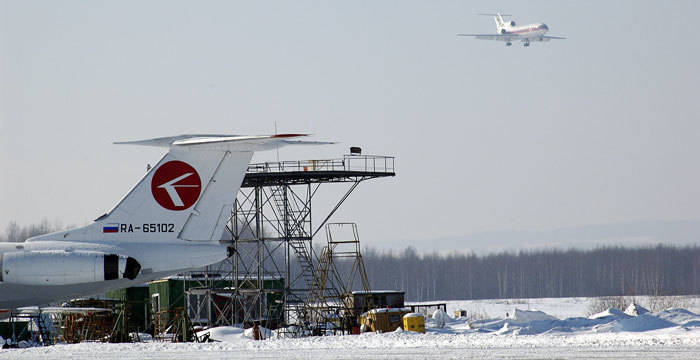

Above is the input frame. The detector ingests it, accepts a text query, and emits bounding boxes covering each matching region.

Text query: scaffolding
[4,301,121,346]
[185,154,394,336]
[3,309,56,346]
[313,223,373,330]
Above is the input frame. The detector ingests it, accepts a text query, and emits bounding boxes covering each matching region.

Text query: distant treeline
[0,220,64,242]
[360,246,700,301]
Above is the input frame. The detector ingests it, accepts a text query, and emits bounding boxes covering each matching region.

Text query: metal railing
[247,155,394,174]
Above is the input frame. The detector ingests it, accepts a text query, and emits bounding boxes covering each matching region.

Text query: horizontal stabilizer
[115,134,335,151]
[114,134,239,147]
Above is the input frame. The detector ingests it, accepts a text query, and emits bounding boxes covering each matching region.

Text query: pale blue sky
[2,1,700,252]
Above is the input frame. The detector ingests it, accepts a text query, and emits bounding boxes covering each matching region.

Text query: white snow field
[2,296,700,359]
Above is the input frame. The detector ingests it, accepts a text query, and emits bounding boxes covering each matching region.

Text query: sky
[2,0,700,253]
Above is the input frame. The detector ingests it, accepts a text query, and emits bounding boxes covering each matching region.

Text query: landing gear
[506,42,512,46]
[523,42,530,47]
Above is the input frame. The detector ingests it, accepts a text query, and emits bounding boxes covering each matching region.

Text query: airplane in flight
[457,13,566,47]
[0,134,328,309]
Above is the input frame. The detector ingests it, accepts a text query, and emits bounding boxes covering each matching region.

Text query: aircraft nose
[540,24,549,30]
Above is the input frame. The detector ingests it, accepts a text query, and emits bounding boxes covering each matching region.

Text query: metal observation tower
[184,152,395,335]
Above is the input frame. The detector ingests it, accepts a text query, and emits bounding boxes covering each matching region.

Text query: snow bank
[431,309,449,328]
[612,313,677,332]
[625,303,650,317]
[589,307,630,320]
[509,309,558,322]
[197,326,246,342]
[196,325,274,342]
[244,326,272,339]
[361,307,411,316]
[404,313,424,318]
[655,308,700,326]
[467,305,700,336]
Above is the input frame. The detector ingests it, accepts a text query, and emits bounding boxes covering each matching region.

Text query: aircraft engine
[0,251,141,286]
[510,21,516,26]
[500,29,506,34]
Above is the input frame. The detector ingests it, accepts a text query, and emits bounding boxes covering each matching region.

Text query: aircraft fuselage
[501,23,549,39]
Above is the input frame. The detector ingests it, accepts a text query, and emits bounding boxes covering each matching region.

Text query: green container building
[104,285,151,333]
[106,275,285,332]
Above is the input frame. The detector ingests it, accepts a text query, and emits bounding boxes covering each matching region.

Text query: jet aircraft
[0,134,328,309]
[458,13,566,47]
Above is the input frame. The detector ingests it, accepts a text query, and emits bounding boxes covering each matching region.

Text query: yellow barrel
[402,313,425,333]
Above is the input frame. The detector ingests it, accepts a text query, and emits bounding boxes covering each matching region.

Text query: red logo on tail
[151,161,202,210]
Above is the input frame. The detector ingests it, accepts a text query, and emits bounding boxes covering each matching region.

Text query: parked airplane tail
[28,134,331,244]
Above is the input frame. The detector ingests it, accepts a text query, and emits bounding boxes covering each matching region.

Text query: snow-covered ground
[3,296,700,359]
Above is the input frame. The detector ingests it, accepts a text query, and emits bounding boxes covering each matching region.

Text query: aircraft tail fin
[478,13,510,30]
[30,134,332,244]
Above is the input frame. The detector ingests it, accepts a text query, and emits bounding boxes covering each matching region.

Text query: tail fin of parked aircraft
[28,134,331,244]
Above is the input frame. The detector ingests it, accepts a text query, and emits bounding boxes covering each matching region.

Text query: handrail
[246,155,394,174]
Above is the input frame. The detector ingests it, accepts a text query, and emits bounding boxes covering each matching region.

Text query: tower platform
[242,155,395,187]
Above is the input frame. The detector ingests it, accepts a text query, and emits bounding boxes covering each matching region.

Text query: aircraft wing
[457,34,519,41]
[541,35,567,40]
[15,306,112,314]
